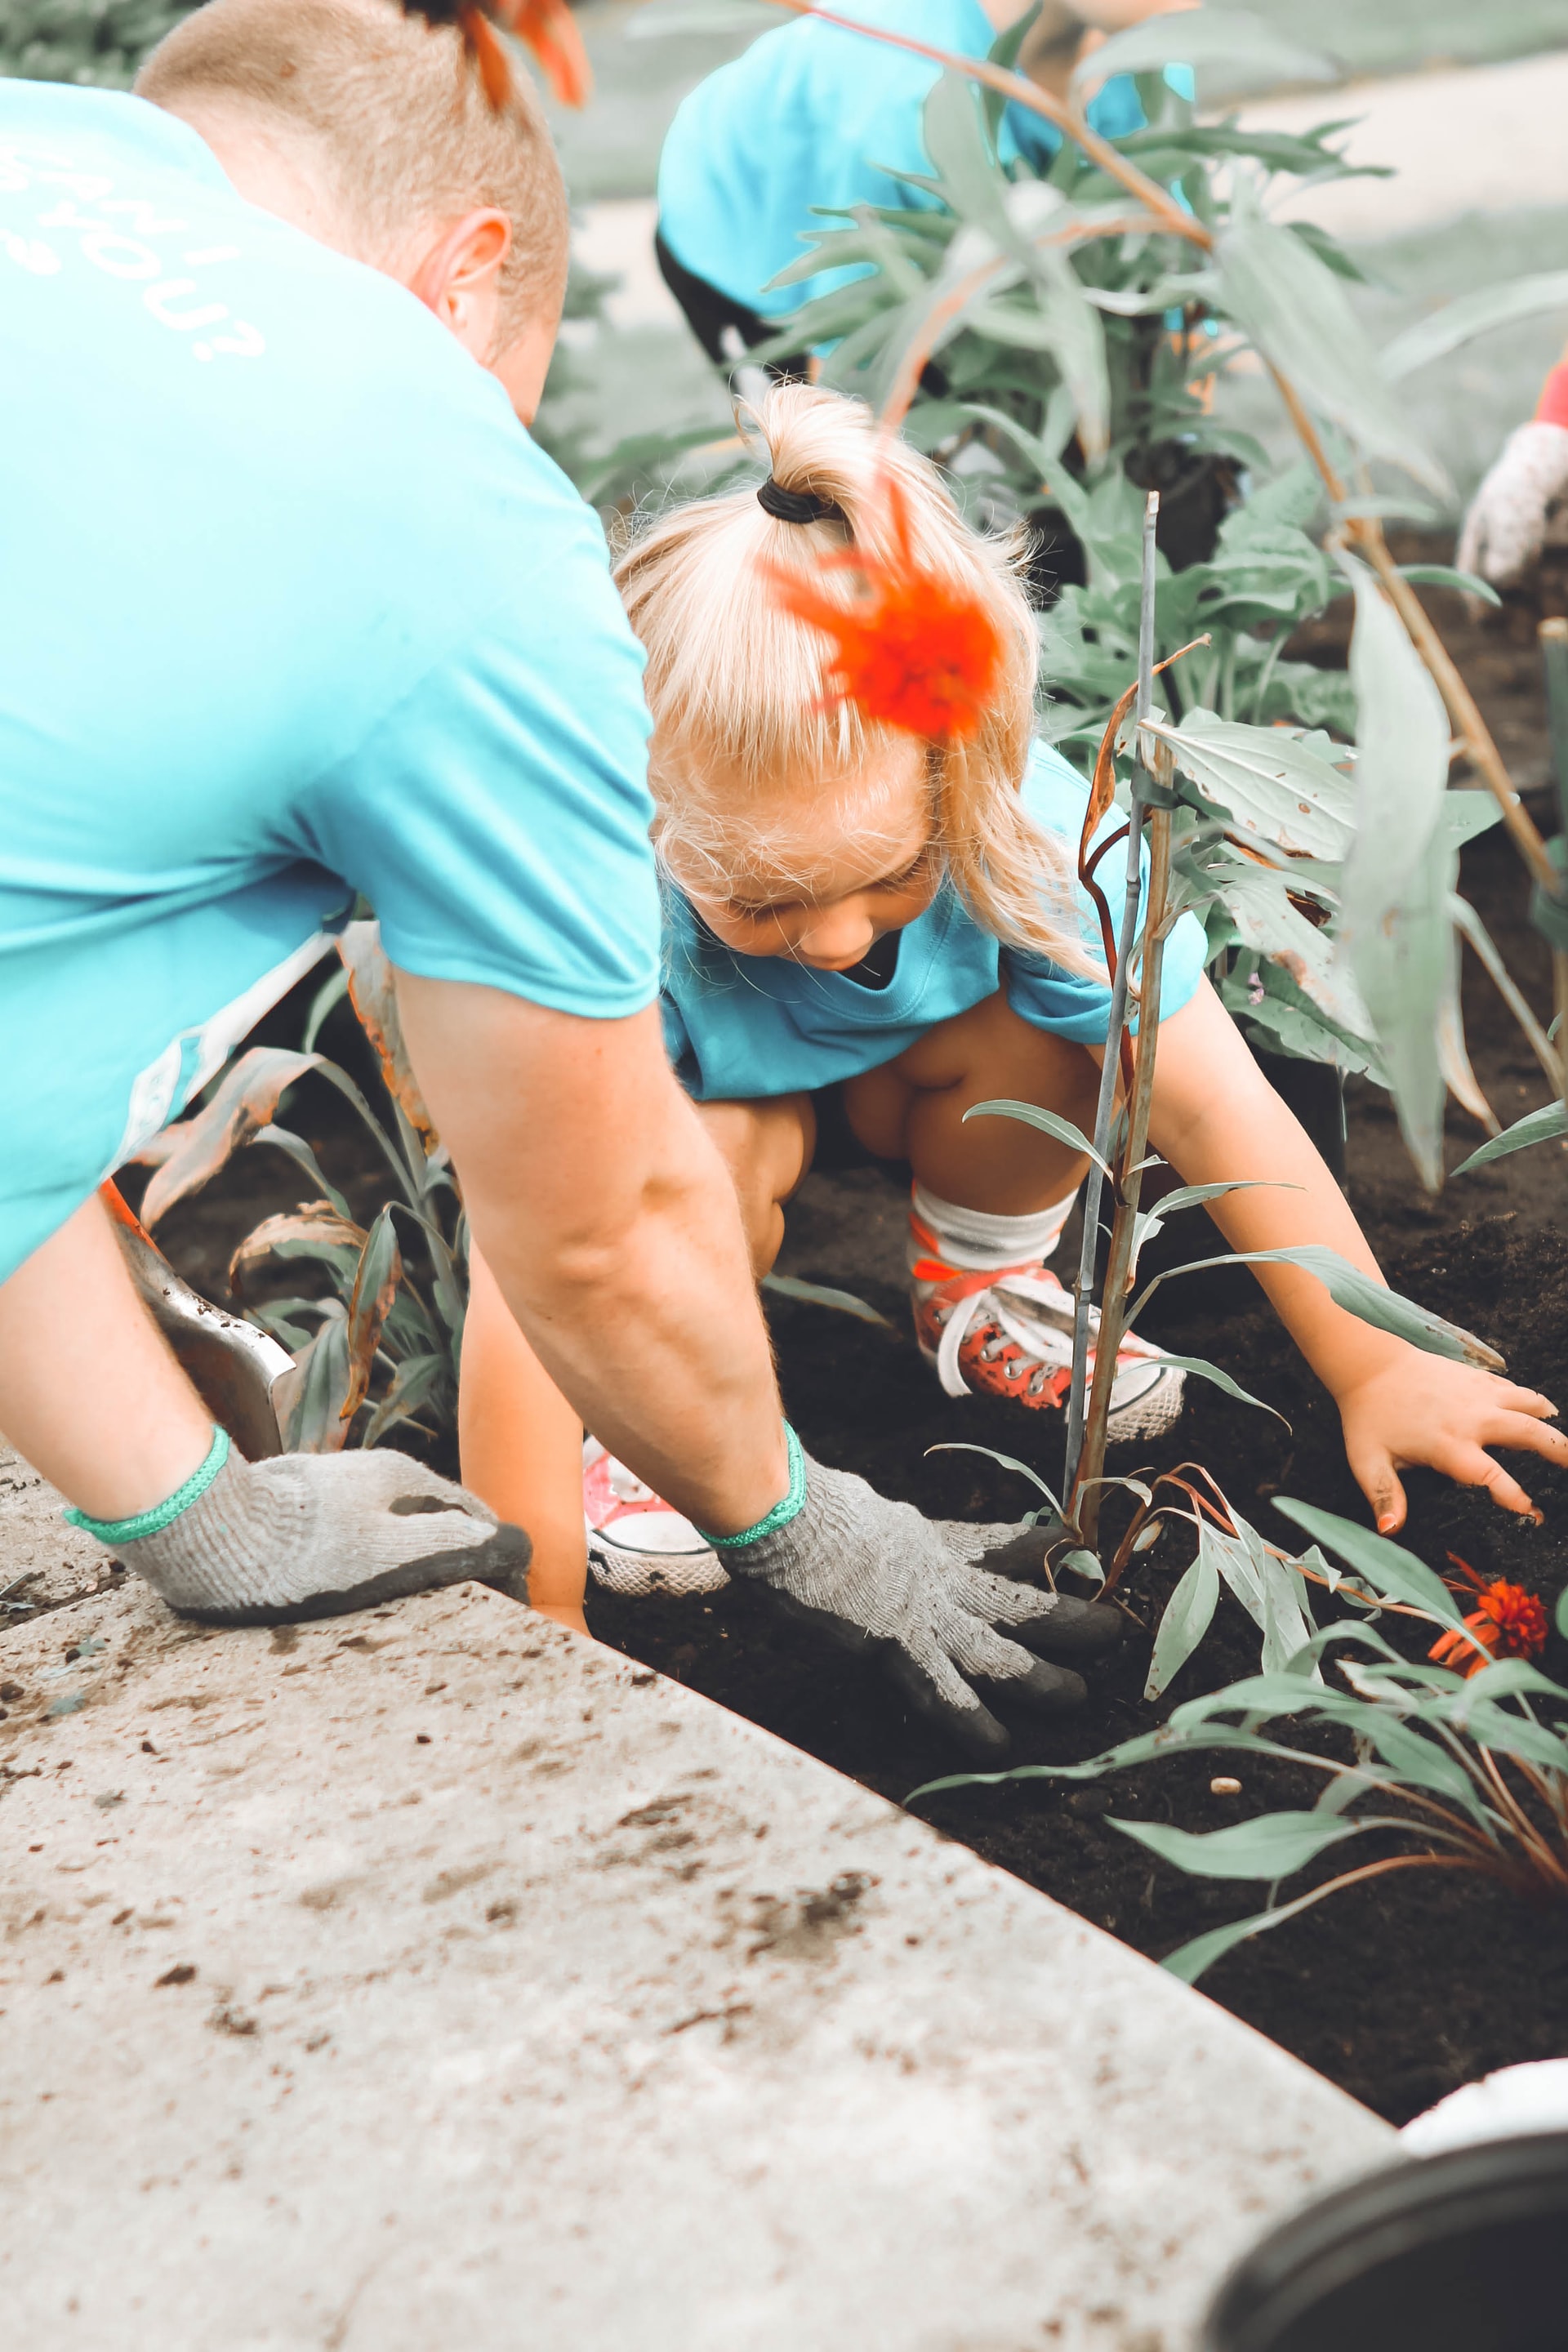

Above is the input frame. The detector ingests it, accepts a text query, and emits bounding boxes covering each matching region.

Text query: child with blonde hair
[461,384,1567,1624]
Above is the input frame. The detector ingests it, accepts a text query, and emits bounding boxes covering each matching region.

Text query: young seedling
[912,1499,1568,1984]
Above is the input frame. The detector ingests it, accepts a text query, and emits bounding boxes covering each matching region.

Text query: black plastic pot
[1203,2134,1568,2352]
[1027,443,1238,605]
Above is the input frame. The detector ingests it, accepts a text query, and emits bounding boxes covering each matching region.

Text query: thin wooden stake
[1064,491,1160,1526]
[1536,617,1568,1113]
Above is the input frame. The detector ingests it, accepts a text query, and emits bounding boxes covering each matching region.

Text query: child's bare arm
[1143,981,1568,1530]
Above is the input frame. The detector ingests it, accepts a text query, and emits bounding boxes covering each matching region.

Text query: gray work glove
[101,1448,530,1627]
[721,1450,1119,1759]
[1457,421,1568,588]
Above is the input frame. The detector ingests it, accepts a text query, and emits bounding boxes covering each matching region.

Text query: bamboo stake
[1063,491,1160,1526]
[1076,803,1172,1548]
[1536,617,1568,1111]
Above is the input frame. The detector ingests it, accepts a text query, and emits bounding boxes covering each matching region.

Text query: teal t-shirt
[657,0,1187,317]
[0,83,660,1283]
[660,740,1208,1101]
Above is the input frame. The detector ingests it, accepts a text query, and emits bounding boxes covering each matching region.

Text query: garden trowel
[100,1181,292,1462]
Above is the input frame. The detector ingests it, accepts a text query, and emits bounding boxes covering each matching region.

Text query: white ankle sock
[909,1181,1076,1275]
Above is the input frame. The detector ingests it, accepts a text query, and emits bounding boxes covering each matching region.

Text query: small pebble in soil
[1210,1777,1243,1796]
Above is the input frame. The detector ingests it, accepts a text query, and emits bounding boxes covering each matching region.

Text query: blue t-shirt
[0,83,661,1283]
[660,740,1208,1101]
[658,0,1184,317]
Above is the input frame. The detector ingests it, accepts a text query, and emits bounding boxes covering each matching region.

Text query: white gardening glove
[719,1448,1119,1758]
[1457,421,1568,588]
[82,1445,530,1626]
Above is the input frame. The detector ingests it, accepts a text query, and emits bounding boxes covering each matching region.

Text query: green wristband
[702,1423,808,1550]
[64,1426,230,1548]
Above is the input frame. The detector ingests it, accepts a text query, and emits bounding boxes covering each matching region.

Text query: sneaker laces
[929,1264,1079,1401]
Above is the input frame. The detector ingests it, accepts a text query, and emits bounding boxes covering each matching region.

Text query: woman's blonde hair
[613,382,1094,974]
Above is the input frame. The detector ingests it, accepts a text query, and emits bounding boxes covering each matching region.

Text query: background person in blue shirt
[655,0,1194,372]
[0,0,1114,1754]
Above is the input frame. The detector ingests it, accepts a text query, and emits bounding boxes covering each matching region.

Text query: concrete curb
[1,1566,1392,2349]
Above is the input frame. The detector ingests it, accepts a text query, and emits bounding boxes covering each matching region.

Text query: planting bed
[597,581,1568,2129]
[131,575,1568,2130]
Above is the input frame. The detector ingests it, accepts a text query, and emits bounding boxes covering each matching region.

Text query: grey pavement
[1,1549,1392,2350]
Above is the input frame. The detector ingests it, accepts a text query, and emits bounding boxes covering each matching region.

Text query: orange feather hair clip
[399,0,592,112]
[764,479,1004,745]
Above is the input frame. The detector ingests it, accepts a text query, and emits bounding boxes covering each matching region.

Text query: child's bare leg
[458,1099,811,1620]
[842,994,1180,1428]
[843,991,1097,1210]
[696,1093,816,1275]
[460,1245,588,1634]
[0,1196,212,1517]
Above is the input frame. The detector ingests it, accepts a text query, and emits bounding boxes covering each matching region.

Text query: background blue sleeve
[301,566,661,1022]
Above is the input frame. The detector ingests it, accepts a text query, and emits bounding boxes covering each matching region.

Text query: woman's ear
[407,207,513,362]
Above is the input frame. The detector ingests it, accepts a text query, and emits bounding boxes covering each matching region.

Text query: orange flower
[1428,1556,1550,1678]
[401,0,592,113]
[764,482,1003,744]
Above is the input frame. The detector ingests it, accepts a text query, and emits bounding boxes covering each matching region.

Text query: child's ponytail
[615,384,1098,980]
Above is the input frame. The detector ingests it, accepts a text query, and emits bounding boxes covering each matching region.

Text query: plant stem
[1450,896,1564,1098]
[1078,799,1171,1547]
[1066,491,1160,1538]
[1537,617,1568,1111]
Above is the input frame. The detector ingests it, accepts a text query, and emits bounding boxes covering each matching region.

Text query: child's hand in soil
[1336,1354,1568,1531]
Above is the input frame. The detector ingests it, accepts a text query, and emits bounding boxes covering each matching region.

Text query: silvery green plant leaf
[363,1352,448,1449]
[1108,1808,1368,1884]
[1216,178,1447,494]
[1380,272,1568,382]
[1144,1548,1219,1700]
[1218,956,1384,1080]
[1338,555,1455,1189]
[1197,1512,1316,1676]
[1452,1100,1567,1174]
[1202,864,1371,1036]
[247,1125,354,1222]
[958,402,1092,532]
[761,1274,893,1330]
[1139,709,1356,858]
[964,1096,1112,1177]
[1157,1886,1343,1985]
[272,1308,354,1456]
[1130,1243,1503,1369]
[1271,1498,1466,1624]
[922,69,1014,251]
[1071,7,1336,93]
[1396,565,1501,608]
[924,1441,1066,1522]
[1442,792,1505,847]
[1147,1353,1288,1421]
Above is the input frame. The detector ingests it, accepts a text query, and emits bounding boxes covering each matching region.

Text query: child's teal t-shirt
[660,740,1209,1102]
[657,0,1190,317]
[0,83,661,1283]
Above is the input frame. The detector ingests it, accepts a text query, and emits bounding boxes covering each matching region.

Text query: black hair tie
[757,477,844,526]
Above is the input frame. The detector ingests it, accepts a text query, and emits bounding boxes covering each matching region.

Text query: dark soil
[140,558,1568,2126]
[591,564,1568,2127]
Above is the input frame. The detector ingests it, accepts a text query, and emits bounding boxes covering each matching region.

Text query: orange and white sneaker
[909,1231,1185,1444]
[582,1437,728,1597]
